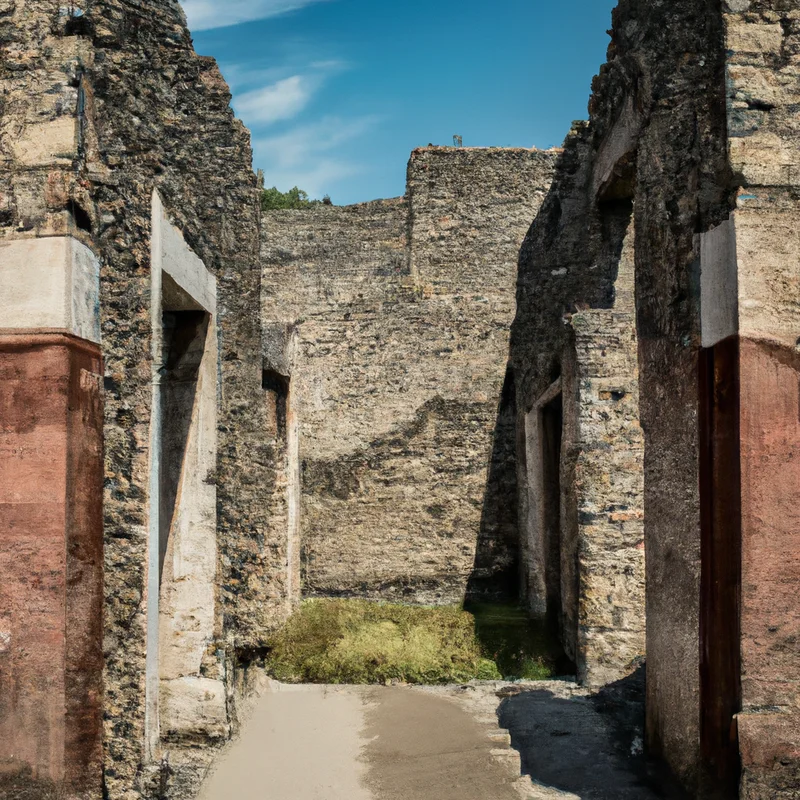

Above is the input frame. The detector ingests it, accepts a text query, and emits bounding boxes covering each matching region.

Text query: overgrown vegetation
[466,601,568,681]
[263,599,563,685]
[260,186,331,211]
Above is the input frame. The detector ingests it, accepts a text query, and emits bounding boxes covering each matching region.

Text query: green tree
[261,186,331,211]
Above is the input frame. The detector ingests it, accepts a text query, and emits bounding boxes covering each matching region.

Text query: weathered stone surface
[538,1,800,796]
[0,1,285,796]
[508,124,645,688]
[0,335,104,799]
[262,148,557,604]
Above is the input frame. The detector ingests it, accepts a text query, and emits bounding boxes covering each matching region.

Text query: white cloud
[227,61,347,127]
[234,75,313,125]
[255,116,380,197]
[181,0,330,31]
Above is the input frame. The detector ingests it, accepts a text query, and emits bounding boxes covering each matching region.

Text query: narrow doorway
[263,367,301,613]
[522,379,564,635]
[540,392,564,634]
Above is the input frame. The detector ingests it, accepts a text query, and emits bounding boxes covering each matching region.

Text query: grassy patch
[466,602,566,681]
[264,599,564,684]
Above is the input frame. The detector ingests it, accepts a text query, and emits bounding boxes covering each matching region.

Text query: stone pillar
[0,237,104,798]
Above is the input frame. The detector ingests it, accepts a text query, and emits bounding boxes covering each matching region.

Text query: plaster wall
[0,237,101,342]
[0,335,103,797]
[148,193,226,755]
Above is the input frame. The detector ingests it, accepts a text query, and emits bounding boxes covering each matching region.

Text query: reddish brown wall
[0,333,103,797]
[738,338,800,797]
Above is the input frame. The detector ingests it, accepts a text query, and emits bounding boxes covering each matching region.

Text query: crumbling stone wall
[723,5,800,798]
[0,1,291,797]
[508,126,645,689]
[262,148,557,605]
[523,0,800,796]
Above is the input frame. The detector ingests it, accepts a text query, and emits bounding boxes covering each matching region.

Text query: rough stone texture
[531,0,800,795]
[735,209,800,800]
[262,149,557,604]
[508,127,645,688]
[721,8,800,795]
[0,1,286,797]
[566,1,733,792]
[0,334,104,799]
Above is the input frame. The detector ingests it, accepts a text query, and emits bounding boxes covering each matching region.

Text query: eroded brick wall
[261,148,557,605]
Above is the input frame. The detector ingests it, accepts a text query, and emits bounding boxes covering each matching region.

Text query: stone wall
[508,126,645,688]
[0,1,290,797]
[525,0,800,795]
[262,148,557,605]
[723,6,800,796]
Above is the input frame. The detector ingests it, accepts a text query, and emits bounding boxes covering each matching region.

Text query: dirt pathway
[197,684,371,800]
[362,687,521,800]
[197,684,521,800]
[198,680,669,800]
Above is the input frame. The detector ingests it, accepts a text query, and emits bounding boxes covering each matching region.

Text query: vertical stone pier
[0,237,104,797]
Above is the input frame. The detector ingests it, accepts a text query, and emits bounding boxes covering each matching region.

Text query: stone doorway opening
[158,304,210,580]
[145,191,224,762]
[539,390,564,635]
[522,379,565,631]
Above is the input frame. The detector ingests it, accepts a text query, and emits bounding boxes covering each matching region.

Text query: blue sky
[182,0,617,205]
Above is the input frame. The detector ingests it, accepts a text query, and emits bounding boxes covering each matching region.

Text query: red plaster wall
[738,338,800,793]
[0,333,103,796]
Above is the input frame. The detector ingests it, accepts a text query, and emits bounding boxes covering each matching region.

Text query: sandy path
[197,684,521,800]
[197,684,372,800]
[362,687,521,800]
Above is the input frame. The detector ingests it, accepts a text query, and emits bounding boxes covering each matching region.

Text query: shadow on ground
[497,667,689,799]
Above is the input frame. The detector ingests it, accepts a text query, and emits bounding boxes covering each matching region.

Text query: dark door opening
[540,392,564,635]
[263,369,290,441]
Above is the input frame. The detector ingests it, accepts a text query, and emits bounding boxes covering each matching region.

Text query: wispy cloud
[255,116,380,198]
[258,116,380,167]
[227,60,347,127]
[181,0,330,31]
[235,75,314,124]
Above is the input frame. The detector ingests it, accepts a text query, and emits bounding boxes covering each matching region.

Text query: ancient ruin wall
[723,5,800,797]
[575,0,733,790]
[0,1,288,796]
[581,0,800,794]
[509,127,645,688]
[262,148,557,604]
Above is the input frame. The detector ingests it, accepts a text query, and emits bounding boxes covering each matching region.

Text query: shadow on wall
[465,366,520,604]
[497,667,689,800]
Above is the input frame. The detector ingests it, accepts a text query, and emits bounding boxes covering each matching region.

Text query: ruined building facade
[509,123,645,690]
[509,0,800,796]
[0,2,295,797]
[0,0,798,799]
[262,147,557,605]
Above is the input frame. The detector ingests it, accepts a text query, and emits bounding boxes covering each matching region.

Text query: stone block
[11,117,77,167]
[159,677,229,742]
[727,21,784,56]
